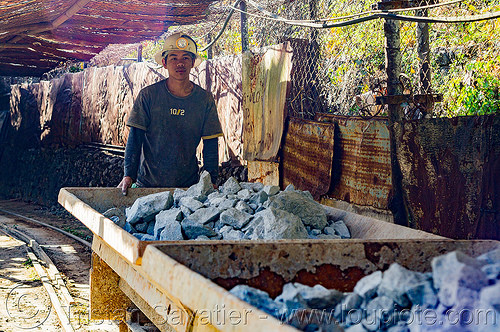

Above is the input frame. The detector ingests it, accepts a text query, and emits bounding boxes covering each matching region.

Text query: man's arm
[202,137,219,184]
[117,126,145,195]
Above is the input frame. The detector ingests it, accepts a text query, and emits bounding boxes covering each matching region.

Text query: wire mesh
[194,0,500,119]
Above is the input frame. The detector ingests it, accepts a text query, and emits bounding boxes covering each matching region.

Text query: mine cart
[59,188,499,331]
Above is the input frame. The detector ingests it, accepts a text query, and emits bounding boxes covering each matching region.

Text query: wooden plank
[92,236,193,332]
[59,188,144,264]
[90,252,132,321]
[39,29,159,45]
[27,250,75,332]
[84,1,210,16]
[119,280,175,332]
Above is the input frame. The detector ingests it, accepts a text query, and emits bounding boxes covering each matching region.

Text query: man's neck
[166,78,193,97]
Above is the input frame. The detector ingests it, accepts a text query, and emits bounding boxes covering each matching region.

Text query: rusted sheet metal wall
[80,64,159,145]
[242,43,292,161]
[314,114,393,210]
[282,117,335,199]
[247,160,279,186]
[397,115,500,240]
[193,56,243,162]
[10,74,85,147]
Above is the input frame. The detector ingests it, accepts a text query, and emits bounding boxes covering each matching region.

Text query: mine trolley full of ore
[59,186,500,332]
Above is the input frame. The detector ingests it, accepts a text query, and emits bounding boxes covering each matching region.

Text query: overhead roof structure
[0,0,217,77]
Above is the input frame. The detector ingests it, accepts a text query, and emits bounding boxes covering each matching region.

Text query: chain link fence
[191,0,499,119]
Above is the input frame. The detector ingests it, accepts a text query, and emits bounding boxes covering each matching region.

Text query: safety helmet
[154,32,202,67]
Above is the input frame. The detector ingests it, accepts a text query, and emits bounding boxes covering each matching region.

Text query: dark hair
[163,51,196,62]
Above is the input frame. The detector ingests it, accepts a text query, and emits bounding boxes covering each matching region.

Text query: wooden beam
[3,0,92,45]
[84,1,209,16]
[81,8,204,23]
[91,237,193,332]
[63,14,178,31]
[90,252,133,321]
[23,36,103,52]
[119,280,173,332]
[0,43,33,50]
[0,39,99,60]
[3,23,53,36]
[51,0,94,30]
[29,35,109,49]
[38,30,160,45]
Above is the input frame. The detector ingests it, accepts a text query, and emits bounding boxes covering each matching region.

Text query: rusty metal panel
[397,115,500,240]
[242,43,293,161]
[192,57,244,162]
[153,240,499,298]
[318,114,393,209]
[247,160,279,186]
[282,117,335,199]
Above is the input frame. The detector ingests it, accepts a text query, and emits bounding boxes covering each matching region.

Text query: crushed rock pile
[109,171,351,241]
[229,248,500,332]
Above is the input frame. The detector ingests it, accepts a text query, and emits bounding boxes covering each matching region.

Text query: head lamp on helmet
[154,32,202,67]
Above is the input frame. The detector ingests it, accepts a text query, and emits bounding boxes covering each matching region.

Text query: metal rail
[0,207,91,248]
[82,142,125,157]
[0,224,75,332]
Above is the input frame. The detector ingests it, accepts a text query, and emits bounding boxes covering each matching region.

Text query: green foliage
[23,258,33,268]
[125,0,500,117]
[440,59,500,116]
[68,65,83,73]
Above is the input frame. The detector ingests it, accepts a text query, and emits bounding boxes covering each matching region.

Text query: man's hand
[117,176,134,196]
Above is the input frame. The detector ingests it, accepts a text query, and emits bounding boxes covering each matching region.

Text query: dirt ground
[0,232,62,332]
[0,199,119,331]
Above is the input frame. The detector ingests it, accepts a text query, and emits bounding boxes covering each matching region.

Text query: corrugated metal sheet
[282,117,335,199]
[316,114,393,210]
[242,43,292,161]
[397,115,500,240]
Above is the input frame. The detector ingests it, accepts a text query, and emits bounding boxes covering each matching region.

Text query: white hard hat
[154,32,202,67]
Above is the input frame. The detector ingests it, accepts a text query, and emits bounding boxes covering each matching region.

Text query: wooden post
[309,0,318,43]
[240,0,249,52]
[416,9,431,94]
[137,44,142,62]
[384,17,408,226]
[90,252,132,321]
[206,33,213,59]
[385,18,402,122]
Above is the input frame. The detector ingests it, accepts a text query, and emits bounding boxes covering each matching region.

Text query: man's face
[163,50,194,80]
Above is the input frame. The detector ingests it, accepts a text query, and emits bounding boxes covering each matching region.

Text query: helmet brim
[154,50,202,67]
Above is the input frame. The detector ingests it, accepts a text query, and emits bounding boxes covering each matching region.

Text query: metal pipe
[240,0,249,52]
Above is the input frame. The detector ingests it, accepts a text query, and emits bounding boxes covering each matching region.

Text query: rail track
[0,202,119,332]
[83,142,125,156]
